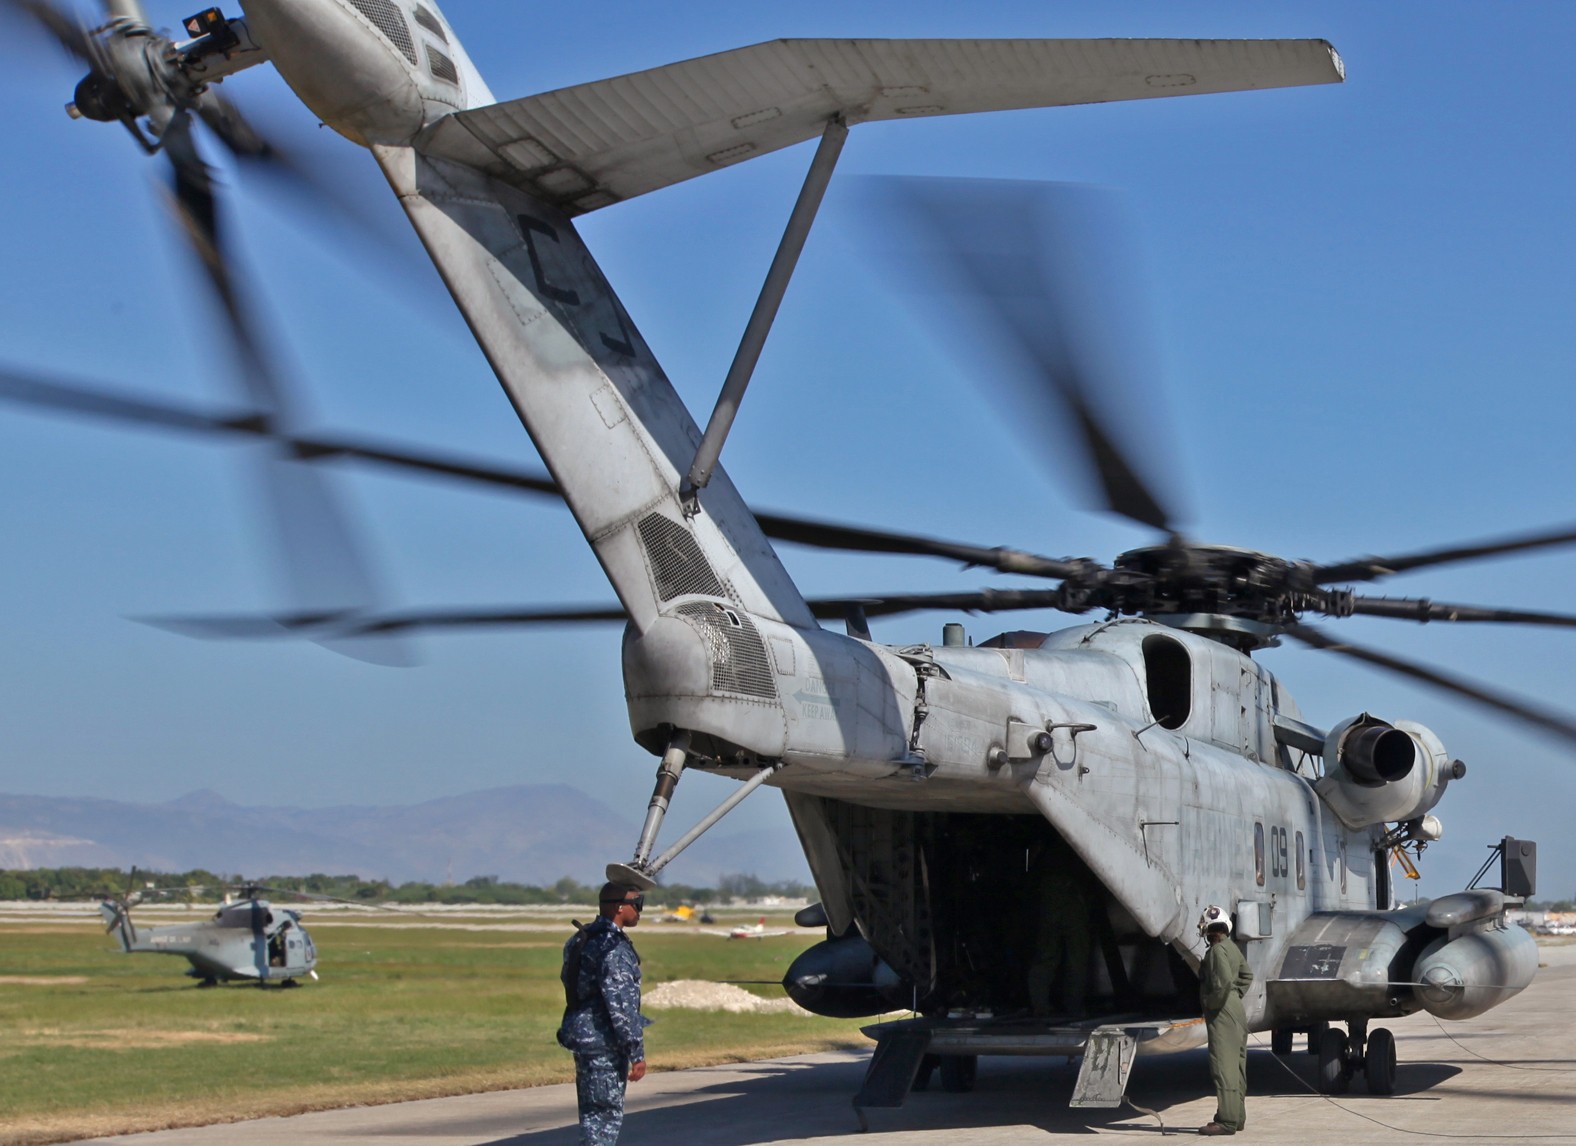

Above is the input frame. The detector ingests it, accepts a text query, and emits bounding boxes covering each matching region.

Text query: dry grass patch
[16,1027,271,1049]
[0,975,89,985]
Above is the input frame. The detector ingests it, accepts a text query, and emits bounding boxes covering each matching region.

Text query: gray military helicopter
[5,0,1575,1117]
[99,880,322,987]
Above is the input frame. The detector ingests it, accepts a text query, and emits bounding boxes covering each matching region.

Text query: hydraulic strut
[683,115,847,511]
[607,731,783,889]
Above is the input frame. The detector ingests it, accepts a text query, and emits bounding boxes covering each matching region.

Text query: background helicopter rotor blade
[226,883,399,909]
[1283,623,1576,747]
[1311,522,1576,585]
[854,176,1182,534]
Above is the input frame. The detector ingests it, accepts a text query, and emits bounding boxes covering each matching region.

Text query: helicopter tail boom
[371,143,818,644]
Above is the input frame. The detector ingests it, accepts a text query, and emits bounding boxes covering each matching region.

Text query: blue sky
[1,1,1573,896]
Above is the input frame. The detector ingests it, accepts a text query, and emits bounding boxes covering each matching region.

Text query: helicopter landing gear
[280,978,301,989]
[1316,1027,1350,1094]
[1271,1021,1329,1056]
[1364,1027,1397,1094]
[1307,1019,1329,1055]
[1316,1021,1396,1094]
[196,976,218,988]
[938,1054,977,1093]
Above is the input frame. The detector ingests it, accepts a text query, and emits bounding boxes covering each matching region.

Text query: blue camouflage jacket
[557,916,646,1062]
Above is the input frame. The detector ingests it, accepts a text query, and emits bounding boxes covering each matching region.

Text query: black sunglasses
[602,894,644,912]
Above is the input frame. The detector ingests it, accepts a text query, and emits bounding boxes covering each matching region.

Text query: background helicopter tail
[99,899,135,952]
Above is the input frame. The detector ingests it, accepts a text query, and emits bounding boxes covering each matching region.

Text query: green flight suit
[1201,936,1254,1132]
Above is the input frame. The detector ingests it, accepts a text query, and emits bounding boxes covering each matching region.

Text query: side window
[1254,822,1266,887]
[1295,831,1306,890]
[1142,635,1192,729]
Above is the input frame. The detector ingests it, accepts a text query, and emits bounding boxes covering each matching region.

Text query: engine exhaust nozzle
[1340,722,1415,786]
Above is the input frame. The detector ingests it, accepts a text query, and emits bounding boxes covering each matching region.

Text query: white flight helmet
[1198,904,1232,936]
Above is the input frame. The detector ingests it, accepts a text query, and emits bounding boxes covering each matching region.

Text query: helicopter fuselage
[232,0,1533,1083]
[101,898,316,984]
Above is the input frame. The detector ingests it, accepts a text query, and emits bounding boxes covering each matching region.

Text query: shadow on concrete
[461,1045,1470,1146]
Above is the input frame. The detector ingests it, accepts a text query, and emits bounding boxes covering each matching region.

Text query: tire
[1364,1027,1397,1095]
[939,1054,978,1093]
[1317,1027,1349,1094]
[1307,1019,1329,1056]
[1271,1027,1293,1056]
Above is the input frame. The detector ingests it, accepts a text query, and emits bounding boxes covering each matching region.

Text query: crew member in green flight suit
[1198,904,1253,1136]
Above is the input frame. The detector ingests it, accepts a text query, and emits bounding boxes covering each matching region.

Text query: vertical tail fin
[99,900,135,951]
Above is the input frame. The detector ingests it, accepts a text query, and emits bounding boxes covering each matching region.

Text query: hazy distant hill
[0,786,811,886]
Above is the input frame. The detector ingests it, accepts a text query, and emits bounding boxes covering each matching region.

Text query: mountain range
[0,785,811,886]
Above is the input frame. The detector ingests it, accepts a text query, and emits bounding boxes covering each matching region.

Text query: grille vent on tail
[637,513,727,602]
[427,46,459,84]
[347,0,417,65]
[412,4,448,41]
[674,603,777,700]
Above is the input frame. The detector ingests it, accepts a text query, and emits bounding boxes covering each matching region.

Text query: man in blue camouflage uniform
[557,882,649,1145]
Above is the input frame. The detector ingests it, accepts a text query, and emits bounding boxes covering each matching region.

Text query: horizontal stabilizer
[418,37,1343,214]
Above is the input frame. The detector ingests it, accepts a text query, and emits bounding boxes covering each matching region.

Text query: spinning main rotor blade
[138,587,1091,644]
[1284,624,1576,747]
[1312,523,1576,585]
[750,512,1090,579]
[1345,596,1576,628]
[138,604,632,640]
[861,177,1180,533]
[0,368,1093,579]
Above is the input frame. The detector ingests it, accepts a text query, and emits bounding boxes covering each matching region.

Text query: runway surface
[80,947,1576,1145]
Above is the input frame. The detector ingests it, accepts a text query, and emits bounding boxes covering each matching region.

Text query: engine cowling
[1314,714,1462,829]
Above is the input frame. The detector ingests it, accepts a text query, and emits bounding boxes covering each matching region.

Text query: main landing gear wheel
[1317,1027,1350,1094]
[939,1054,978,1093]
[1364,1027,1397,1094]
[196,976,218,988]
[1307,1019,1328,1055]
[1271,1026,1293,1055]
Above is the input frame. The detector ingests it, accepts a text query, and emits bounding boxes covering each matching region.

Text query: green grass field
[0,910,872,1145]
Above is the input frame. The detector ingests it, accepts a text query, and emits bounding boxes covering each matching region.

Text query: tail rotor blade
[1,0,93,61]
[157,113,410,660]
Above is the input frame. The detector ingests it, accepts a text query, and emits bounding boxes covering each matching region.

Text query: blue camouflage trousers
[573,1051,629,1145]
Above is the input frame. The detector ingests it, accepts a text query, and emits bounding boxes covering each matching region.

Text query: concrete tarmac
[81,947,1576,1145]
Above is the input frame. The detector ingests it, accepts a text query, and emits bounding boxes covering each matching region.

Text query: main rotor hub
[1106,543,1321,636]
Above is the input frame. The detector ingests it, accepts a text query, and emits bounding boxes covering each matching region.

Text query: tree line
[0,867,813,906]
